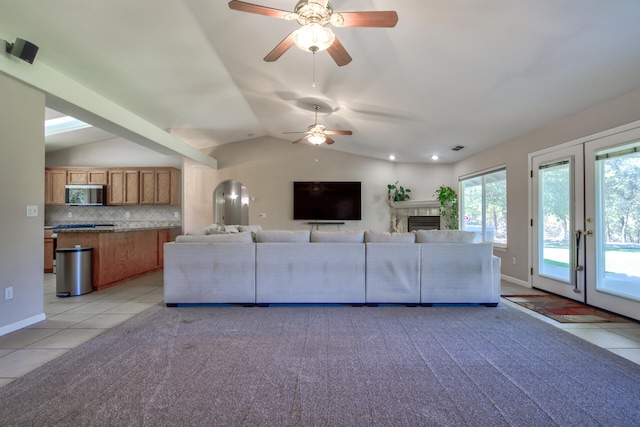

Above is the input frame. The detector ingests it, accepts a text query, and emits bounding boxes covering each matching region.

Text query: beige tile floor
[0,275,639,388]
[0,271,164,388]
[501,281,640,365]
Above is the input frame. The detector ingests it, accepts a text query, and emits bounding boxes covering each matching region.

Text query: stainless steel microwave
[65,185,106,206]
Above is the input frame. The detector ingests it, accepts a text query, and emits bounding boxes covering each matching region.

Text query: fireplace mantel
[389,199,440,209]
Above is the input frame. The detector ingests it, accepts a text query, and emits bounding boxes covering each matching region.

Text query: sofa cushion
[224,224,240,233]
[310,230,365,243]
[239,225,262,233]
[365,230,416,243]
[256,230,310,243]
[185,226,209,236]
[416,230,476,243]
[175,232,254,243]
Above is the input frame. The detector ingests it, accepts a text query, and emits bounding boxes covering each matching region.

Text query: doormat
[502,294,636,323]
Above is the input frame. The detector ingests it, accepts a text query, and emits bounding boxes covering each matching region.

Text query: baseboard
[501,274,530,288]
[0,313,46,337]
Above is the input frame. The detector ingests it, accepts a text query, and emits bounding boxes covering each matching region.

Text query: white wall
[46,137,182,168]
[453,87,640,283]
[182,157,217,234]
[0,74,46,335]
[186,136,453,233]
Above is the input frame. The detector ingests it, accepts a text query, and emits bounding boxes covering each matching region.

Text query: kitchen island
[56,226,180,291]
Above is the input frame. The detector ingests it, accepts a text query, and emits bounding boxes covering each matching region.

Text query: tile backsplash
[45,205,182,229]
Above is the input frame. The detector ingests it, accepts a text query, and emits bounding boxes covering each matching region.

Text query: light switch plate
[26,205,38,217]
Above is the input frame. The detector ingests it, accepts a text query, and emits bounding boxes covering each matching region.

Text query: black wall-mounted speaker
[10,38,39,64]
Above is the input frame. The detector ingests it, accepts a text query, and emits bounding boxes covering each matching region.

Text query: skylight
[44,116,91,136]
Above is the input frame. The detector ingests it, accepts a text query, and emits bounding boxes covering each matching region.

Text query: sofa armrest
[164,242,256,304]
[420,243,498,304]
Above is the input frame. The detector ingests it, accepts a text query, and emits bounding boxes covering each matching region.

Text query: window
[460,167,507,246]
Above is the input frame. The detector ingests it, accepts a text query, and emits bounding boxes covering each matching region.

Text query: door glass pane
[461,177,482,242]
[595,145,640,300]
[539,162,571,282]
[485,169,507,245]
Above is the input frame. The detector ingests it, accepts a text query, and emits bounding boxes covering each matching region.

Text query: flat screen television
[293,181,361,221]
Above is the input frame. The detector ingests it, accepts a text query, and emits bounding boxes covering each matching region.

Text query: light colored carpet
[1,304,639,426]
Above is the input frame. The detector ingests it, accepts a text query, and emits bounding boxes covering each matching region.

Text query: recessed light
[389,155,396,161]
[432,155,439,160]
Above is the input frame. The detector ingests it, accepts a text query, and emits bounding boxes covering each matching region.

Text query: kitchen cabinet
[67,170,87,184]
[139,168,180,205]
[45,168,67,205]
[45,167,179,206]
[107,170,139,205]
[139,170,156,205]
[44,228,54,273]
[67,169,108,185]
[88,170,108,184]
[56,227,175,291]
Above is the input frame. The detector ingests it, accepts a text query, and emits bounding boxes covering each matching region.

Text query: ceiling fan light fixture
[308,133,326,145]
[293,23,335,53]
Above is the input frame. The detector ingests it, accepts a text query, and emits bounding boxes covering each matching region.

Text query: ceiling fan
[228,0,398,66]
[284,104,352,145]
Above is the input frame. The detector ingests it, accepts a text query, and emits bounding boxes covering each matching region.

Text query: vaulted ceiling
[3,0,640,163]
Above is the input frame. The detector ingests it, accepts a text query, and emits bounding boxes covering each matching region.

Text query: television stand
[307,221,345,231]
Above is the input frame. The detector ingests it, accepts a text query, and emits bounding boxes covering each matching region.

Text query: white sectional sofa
[163,229,501,307]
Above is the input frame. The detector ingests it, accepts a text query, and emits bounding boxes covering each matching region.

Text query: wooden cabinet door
[44,229,54,273]
[87,170,107,185]
[139,170,156,204]
[67,170,87,184]
[46,169,66,205]
[155,170,172,204]
[157,228,170,266]
[108,170,139,204]
[123,170,139,204]
[107,170,124,205]
[44,169,51,204]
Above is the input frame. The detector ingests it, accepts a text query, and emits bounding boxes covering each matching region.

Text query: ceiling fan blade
[264,31,296,62]
[324,136,335,145]
[228,1,292,19]
[324,130,352,136]
[327,37,352,66]
[292,135,310,144]
[334,11,399,28]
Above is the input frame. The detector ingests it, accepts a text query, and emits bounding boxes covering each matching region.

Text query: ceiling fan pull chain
[312,51,316,87]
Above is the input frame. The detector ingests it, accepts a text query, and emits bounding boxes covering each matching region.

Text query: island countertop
[55,225,180,233]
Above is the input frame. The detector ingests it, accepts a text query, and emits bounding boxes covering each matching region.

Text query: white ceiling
[3,0,640,163]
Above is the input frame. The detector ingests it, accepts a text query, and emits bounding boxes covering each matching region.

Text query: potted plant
[387,181,411,202]
[434,185,458,229]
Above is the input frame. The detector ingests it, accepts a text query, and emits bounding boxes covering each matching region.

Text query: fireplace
[407,216,440,231]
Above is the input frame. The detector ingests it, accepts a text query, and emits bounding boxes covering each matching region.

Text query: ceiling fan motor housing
[294,0,333,26]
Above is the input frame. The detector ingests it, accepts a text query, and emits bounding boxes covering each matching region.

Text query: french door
[532,126,640,321]
[532,145,585,300]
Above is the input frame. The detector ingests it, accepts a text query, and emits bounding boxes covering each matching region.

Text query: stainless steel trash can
[56,247,93,297]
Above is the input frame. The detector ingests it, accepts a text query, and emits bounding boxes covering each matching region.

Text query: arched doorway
[213,179,249,225]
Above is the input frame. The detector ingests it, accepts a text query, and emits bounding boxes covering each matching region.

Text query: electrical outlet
[5,287,13,300]
[26,205,38,217]
[174,211,180,219]
[67,212,73,218]
[512,257,517,265]
[125,211,130,218]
